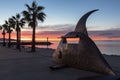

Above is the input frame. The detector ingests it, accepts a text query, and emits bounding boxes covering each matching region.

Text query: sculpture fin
[75,9,99,36]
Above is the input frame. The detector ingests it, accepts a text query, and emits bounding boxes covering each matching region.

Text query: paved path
[0,47,119,80]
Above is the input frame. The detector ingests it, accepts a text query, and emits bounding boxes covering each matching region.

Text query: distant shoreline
[0,41,53,45]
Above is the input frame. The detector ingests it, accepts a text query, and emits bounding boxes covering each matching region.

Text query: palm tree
[4,19,15,47]
[22,1,46,52]
[0,24,7,46]
[12,14,25,50]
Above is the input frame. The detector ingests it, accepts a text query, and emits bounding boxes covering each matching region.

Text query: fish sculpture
[52,9,115,75]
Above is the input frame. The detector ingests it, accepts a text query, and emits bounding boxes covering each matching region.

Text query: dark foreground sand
[0,47,120,80]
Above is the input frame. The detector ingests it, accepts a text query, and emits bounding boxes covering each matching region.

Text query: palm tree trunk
[16,25,19,49]
[3,34,6,46]
[2,30,6,46]
[16,31,19,49]
[31,25,36,52]
[19,30,21,51]
[8,26,11,47]
[31,15,36,52]
[8,32,11,47]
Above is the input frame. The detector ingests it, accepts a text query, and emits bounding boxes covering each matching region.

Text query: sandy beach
[0,47,120,80]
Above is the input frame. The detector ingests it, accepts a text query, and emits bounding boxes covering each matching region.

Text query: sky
[0,0,120,41]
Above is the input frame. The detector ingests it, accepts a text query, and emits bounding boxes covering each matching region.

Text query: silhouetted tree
[2,29,6,46]
[12,14,25,50]
[0,24,7,46]
[22,1,46,52]
[4,19,15,47]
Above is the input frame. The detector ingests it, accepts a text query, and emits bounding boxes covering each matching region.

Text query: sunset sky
[0,0,120,41]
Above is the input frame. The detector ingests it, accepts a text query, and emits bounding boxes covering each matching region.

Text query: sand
[0,47,120,80]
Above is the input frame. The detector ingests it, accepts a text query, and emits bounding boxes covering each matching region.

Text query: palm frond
[12,16,16,20]
[20,18,25,23]
[8,18,15,29]
[32,1,37,9]
[9,18,13,23]
[36,6,44,12]
[22,11,29,16]
[3,24,8,31]
[25,4,32,11]
[22,11,31,22]
[16,14,20,19]
[19,24,23,28]
[28,21,34,28]
[18,20,25,29]
[37,12,46,22]
[5,20,8,24]
[7,29,13,33]
[19,19,25,28]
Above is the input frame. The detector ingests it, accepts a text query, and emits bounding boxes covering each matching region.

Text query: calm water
[95,41,120,55]
[37,40,120,56]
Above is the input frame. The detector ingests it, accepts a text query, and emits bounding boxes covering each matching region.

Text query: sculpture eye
[58,51,62,59]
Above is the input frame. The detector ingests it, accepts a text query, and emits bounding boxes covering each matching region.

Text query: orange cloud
[0,27,120,42]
